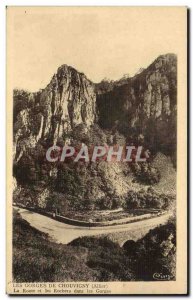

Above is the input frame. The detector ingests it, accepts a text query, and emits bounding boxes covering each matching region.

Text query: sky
[7,7,186,92]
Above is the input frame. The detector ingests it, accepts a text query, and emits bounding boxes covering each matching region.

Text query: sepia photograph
[6,6,187,295]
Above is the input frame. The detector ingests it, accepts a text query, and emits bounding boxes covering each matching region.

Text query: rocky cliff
[14,65,97,161]
[96,53,177,155]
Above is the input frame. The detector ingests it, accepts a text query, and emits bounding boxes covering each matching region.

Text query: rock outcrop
[96,54,177,154]
[14,65,97,161]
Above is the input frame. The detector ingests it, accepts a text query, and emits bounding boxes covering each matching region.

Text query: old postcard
[6,7,187,295]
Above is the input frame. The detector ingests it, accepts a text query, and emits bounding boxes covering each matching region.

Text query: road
[16,207,172,245]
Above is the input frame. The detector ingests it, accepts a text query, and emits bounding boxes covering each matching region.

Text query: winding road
[16,207,172,245]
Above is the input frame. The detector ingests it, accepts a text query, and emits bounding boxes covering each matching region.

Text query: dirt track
[16,207,172,245]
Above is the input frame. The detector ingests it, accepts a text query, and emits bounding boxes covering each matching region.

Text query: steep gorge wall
[96,54,177,155]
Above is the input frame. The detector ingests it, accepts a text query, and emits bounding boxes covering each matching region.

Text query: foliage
[131,162,161,185]
[13,89,33,123]
[125,188,173,210]
[123,217,176,280]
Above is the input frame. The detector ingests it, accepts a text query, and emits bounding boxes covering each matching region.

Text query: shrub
[131,162,160,185]
[125,188,173,210]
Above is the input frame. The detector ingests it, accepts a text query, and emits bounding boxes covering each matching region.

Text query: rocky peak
[40,64,97,139]
[14,64,97,157]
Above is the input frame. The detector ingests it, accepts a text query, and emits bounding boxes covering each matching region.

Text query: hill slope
[13,54,177,212]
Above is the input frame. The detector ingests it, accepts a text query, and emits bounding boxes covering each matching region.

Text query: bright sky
[7,7,186,92]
